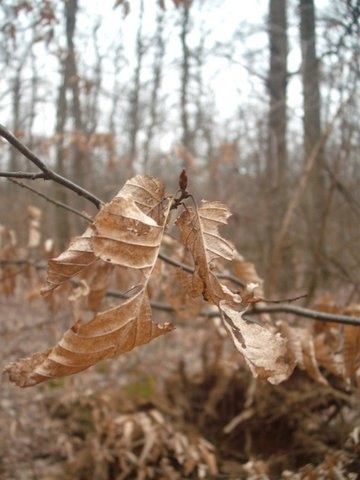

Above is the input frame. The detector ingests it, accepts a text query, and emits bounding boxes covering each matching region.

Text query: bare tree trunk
[64,0,86,190]
[128,0,144,175]
[54,58,71,251]
[143,1,164,171]
[265,0,288,294]
[86,21,102,138]
[27,39,38,150]
[9,64,23,172]
[299,0,325,299]
[179,0,193,157]
[267,0,287,191]
[53,0,83,250]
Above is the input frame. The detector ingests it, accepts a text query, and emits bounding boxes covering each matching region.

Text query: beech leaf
[280,323,328,385]
[41,226,96,296]
[5,174,175,387]
[220,301,293,384]
[91,195,165,270]
[176,200,234,304]
[4,290,174,387]
[176,201,293,384]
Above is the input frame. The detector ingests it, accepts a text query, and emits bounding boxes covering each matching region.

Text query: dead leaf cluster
[1,173,360,392]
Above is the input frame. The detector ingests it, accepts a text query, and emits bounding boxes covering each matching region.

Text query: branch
[247,303,360,327]
[2,255,359,325]
[0,171,45,179]
[0,124,104,209]
[8,178,93,223]
[158,252,245,288]
[1,258,359,326]
[105,288,360,326]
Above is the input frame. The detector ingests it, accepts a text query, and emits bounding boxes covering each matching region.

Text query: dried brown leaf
[343,324,360,381]
[41,175,168,296]
[220,301,293,384]
[91,195,164,270]
[165,269,203,319]
[87,262,113,312]
[41,226,96,297]
[176,201,292,383]
[4,289,174,387]
[176,200,234,304]
[27,205,42,248]
[120,174,166,218]
[5,175,175,387]
[281,323,328,385]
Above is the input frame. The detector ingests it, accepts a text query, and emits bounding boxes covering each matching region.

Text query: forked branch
[0,124,103,209]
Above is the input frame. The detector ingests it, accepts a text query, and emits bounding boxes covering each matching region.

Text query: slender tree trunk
[128,0,144,175]
[299,0,325,298]
[27,41,38,150]
[64,0,86,190]
[54,59,71,251]
[9,65,23,172]
[143,2,164,171]
[87,21,102,138]
[53,0,83,250]
[179,0,193,157]
[265,0,288,294]
[267,0,287,191]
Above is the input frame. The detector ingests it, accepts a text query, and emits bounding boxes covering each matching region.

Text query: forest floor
[1,288,360,480]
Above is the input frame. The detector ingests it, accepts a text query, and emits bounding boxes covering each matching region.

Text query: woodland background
[0,0,360,478]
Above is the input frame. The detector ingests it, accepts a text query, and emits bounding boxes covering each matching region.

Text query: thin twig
[0,124,104,209]
[8,178,93,223]
[247,303,360,327]
[1,259,359,326]
[105,288,360,326]
[0,171,45,179]
[158,255,245,288]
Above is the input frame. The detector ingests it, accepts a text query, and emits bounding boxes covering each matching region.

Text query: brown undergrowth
[1,173,360,478]
[2,298,358,480]
[1,314,360,479]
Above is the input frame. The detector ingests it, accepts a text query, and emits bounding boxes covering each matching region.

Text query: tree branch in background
[0,124,104,209]
[8,178,93,223]
[1,258,360,327]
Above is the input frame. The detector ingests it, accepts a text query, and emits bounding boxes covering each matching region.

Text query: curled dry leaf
[165,269,203,319]
[176,200,293,384]
[176,200,234,304]
[41,175,167,296]
[4,173,296,387]
[27,205,42,248]
[4,290,174,387]
[86,261,113,312]
[5,175,175,387]
[342,323,360,381]
[220,301,293,384]
[92,195,163,269]
[280,323,328,385]
[41,226,96,297]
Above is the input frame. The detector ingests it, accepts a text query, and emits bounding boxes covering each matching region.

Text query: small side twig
[8,178,93,223]
[247,303,360,327]
[0,171,45,180]
[0,124,104,209]
[1,258,359,326]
